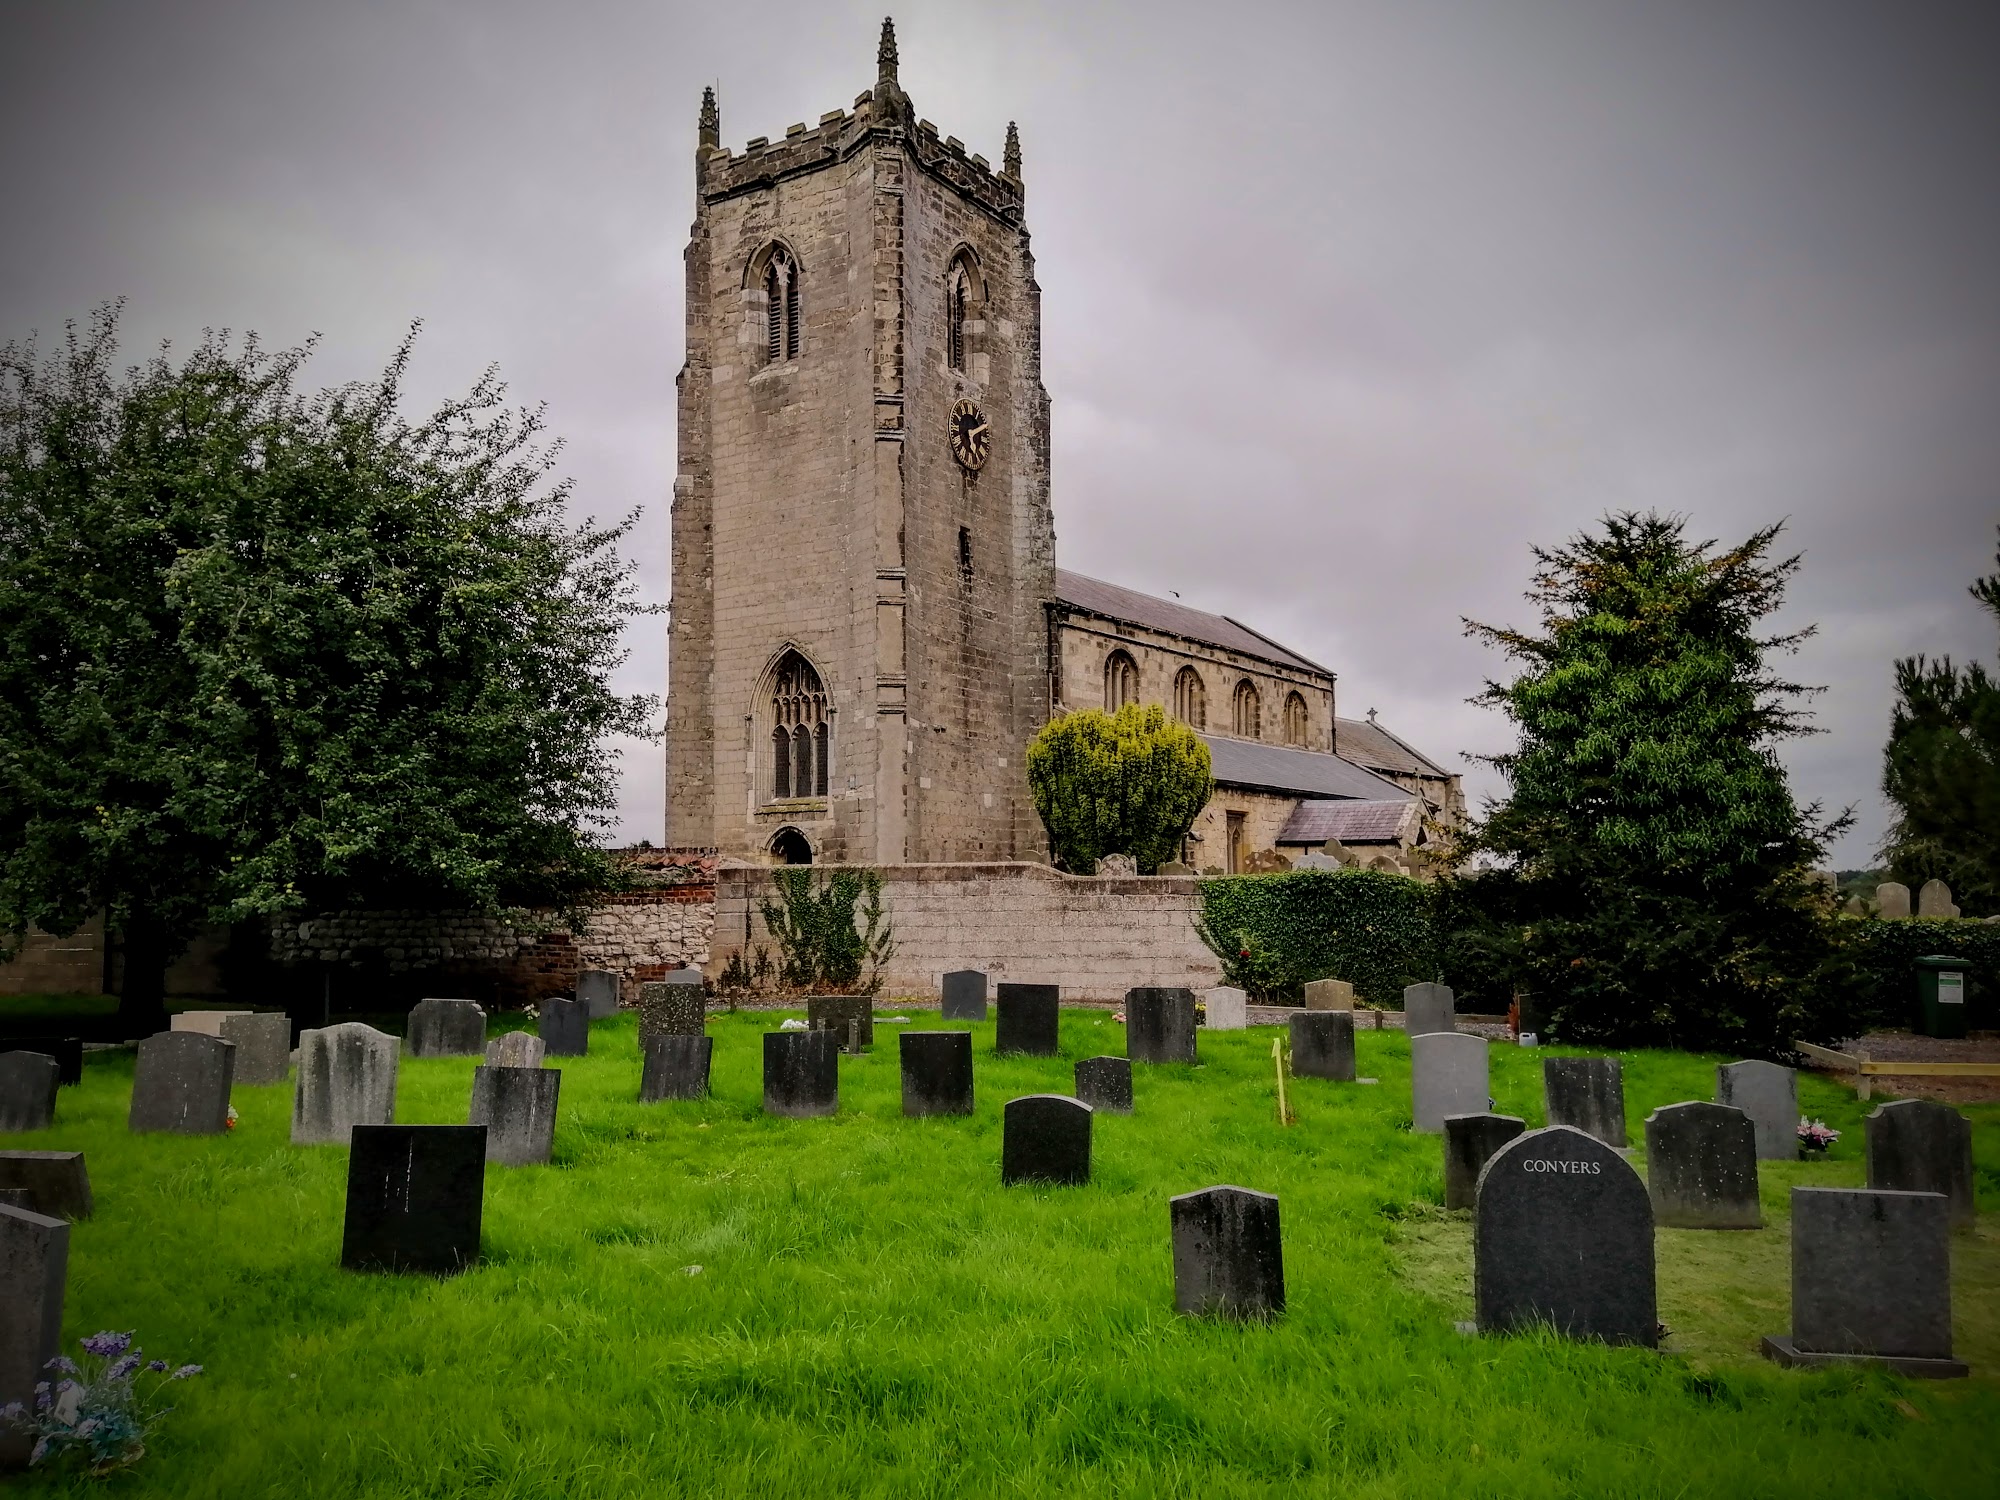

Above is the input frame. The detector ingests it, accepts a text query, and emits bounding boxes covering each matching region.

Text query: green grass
[6,1013,1999,1497]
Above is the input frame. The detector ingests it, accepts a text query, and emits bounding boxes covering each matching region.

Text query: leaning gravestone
[0,1152,93,1220]
[0,1037,82,1086]
[1866,1098,1975,1228]
[941,969,988,1022]
[575,969,620,1020]
[1304,978,1354,1011]
[1,1202,69,1469]
[1290,1011,1356,1082]
[900,1031,974,1116]
[1715,1059,1798,1161]
[1761,1187,1965,1377]
[485,1031,546,1069]
[1875,881,1912,919]
[1002,1095,1092,1186]
[1203,986,1248,1031]
[1916,879,1954,919]
[1644,1102,1761,1229]
[638,971,706,1042]
[763,1030,838,1118]
[639,1035,713,1102]
[1074,1056,1133,1114]
[1126,988,1198,1064]
[128,1032,234,1135]
[1543,1057,1628,1147]
[539,997,589,1058]
[1403,982,1456,1037]
[807,994,873,1052]
[0,1053,59,1132]
[340,1124,485,1274]
[995,983,1060,1056]
[220,1013,292,1086]
[1475,1125,1657,1345]
[1411,1032,1488,1133]
[1443,1113,1525,1210]
[1171,1185,1284,1318]
[292,1023,398,1145]
[406,999,486,1058]
[468,1065,560,1166]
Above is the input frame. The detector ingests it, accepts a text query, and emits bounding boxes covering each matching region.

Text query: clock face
[949,398,990,472]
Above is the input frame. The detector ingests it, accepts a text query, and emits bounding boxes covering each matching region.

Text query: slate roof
[1334,715,1452,779]
[1054,570,1330,677]
[1278,799,1411,846]
[1199,735,1412,801]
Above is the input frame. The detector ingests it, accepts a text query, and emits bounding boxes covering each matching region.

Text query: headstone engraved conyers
[1171,1185,1284,1318]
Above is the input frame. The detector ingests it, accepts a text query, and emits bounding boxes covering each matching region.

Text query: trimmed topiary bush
[1025,704,1212,874]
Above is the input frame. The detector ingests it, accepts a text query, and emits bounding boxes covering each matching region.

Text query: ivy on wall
[1195,869,1438,1005]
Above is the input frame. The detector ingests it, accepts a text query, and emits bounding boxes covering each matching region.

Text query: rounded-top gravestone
[0,1037,82,1087]
[1865,1098,1974,1229]
[1874,881,1912,919]
[1290,1011,1356,1082]
[128,1032,235,1135]
[900,1031,974,1116]
[1411,1032,1488,1133]
[292,1023,399,1145]
[1002,1095,1092,1186]
[1171,1185,1284,1318]
[1644,1101,1761,1229]
[764,1030,839,1118]
[1543,1056,1627,1147]
[941,969,988,1022]
[995,983,1060,1056]
[1073,1056,1133,1114]
[1402,982,1456,1036]
[1715,1059,1797,1161]
[0,1053,60,1133]
[406,999,486,1058]
[485,1031,547,1069]
[1126,988,1198,1065]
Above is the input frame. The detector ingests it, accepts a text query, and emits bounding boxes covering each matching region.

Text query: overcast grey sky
[4,0,1994,867]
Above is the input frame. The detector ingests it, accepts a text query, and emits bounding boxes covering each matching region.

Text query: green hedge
[1842,917,2000,1031]
[1195,869,1438,1006]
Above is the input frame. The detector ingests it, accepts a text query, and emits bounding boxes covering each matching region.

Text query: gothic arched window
[1104,650,1139,711]
[1173,667,1207,729]
[1283,691,1309,747]
[1233,679,1261,739]
[756,243,800,364]
[769,650,828,799]
[946,255,975,373]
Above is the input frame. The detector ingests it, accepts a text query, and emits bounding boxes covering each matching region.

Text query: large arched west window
[1104,650,1139,711]
[768,650,828,799]
[1173,667,1207,729]
[1283,691,1309,747]
[1232,679,1261,739]
[749,242,801,365]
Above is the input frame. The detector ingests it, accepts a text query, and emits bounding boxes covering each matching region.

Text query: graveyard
[3,1001,1998,1497]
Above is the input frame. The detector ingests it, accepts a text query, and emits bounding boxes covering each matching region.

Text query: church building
[665,21,1459,872]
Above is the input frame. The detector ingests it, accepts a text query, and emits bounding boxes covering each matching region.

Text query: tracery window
[946,256,974,372]
[769,650,828,799]
[1173,667,1207,729]
[1104,650,1139,711]
[1283,691,1309,747]
[759,244,800,364]
[1233,679,1261,739]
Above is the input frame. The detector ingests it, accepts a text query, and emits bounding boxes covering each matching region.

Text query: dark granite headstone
[763,1030,839,1118]
[292,1023,398,1145]
[640,1035,713,1102]
[128,1032,234,1135]
[1474,1125,1657,1345]
[1002,1095,1092,1186]
[638,971,707,1042]
[0,1037,82,1086]
[995,983,1060,1056]
[1073,1056,1133,1114]
[1412,1032,1488,1133]
[941,968,989,1022]
[1171,1185,1284,1318]
[406,998,486,1058]
[901,1031,975,1116]
[575,969,620,1020]
[1865,1099,1974,1229]
[340,1124,485,1274]
[0,1053,59,1132]
[1403,982,1456,1037]
[468,1065,560,1166]
[1644,1101,1761,1229]
[1715,1059,1798,1161]
[1125,987,1198,1064]
[0,1152,93,1220]
[1443,1113,1525,1210]
[1762,1187,1965,1377]
[220,1012,292,1086]
[806,994,873,1052]
[539,997,590,1058]
[1289,1011,1356,1081]
[1543,1056,1627,1147]
[0,1203,68,1469]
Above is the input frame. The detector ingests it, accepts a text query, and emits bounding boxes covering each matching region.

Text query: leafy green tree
[1448,512,1850,1052]
[1025,702,1213,874]
[0,306,654,1032]
[1882,530,2000,912]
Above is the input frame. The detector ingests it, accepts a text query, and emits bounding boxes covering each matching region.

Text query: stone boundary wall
[712,861,1221,1003]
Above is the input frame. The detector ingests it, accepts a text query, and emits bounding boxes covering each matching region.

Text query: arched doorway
[771,827,813,865]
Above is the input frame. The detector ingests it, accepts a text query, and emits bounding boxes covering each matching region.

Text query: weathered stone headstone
[638,971,706,1041]
[539,997,589,1058]
[0,1202,68,1469]
[1916,879,1954,918]
[995,983,1060,1056]
[0,1037,81,1086]
[941,969,988,1022]
[1443,1113,1525,1210]
[900,1031,974,1116]
[1002,1095,1092,1186]
[1073,1056,1133,1114]
[763,1030,838,1117]
[220,1012,292,1086]
[1715,1059,1798,1160]
[807,994,873,1052]
[1095,852,1138,877]
[406,998,486,1058]
[1762,1187,1965,1376]
[1157,860,1195,875]
[1303,978,1354,1010]
[1875,881,1912,919]
[0,1152,92,1220]
[292,1023,398,1145]
[1474,1125,1657,1345]
[575,969,620,1020]
[340,1124,485,1274]
[1203,986,1248,1031]
[128,1032,234,1135]
[1289,1011,1356,1082]
[1126,987,1198,1064]
[1543,1056,1627,1147]
[1866,1098,1975,1228]
[1171,1185,1284,1318]
[485,1031,546,1069]
[639,1034,713,1102]
[1411,1032,1488,1133]
[0,1052,59,1132]
[169,1009,251,1037]
[1644,1102,1761,1228]
[1403,982,1456,1036]
[468,1065,560,1166]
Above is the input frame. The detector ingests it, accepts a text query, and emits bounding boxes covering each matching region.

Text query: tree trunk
[115,911,174,1039]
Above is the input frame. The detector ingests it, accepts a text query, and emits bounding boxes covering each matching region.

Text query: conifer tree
[1026,703,1212,874]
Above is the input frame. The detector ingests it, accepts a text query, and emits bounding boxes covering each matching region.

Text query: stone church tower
[667,20,1055,863]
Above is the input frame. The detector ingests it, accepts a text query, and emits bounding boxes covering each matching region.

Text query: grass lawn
[5,1010,1998,1497]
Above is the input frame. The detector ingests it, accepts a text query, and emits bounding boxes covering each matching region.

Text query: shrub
[1840,916,2000,1031]
[1195,869,1437,1005]
[757,868,896,995]
[1025,704,1212,874]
